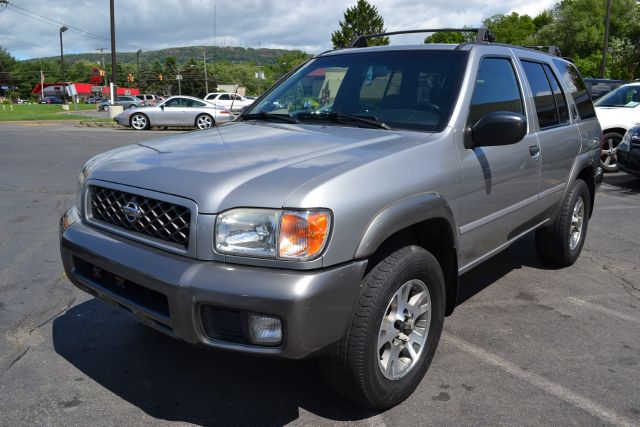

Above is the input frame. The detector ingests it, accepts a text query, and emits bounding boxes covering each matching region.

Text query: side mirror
[466,111,527,149]
[160,104,165,111]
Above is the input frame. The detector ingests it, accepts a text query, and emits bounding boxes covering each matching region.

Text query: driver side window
[468,57,524,126]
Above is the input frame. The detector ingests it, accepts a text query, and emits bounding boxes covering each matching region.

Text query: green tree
[268,50,310,79]
[424,32,467,44]
[331,0,389,48]
[483,12,537,45]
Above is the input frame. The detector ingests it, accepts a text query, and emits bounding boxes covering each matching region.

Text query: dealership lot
[0,122,639,426]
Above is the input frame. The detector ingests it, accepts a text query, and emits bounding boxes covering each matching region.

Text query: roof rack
[350,27,496,48]
[524,45,562,57]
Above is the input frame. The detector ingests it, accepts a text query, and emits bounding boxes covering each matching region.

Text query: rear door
[518,59,581,212]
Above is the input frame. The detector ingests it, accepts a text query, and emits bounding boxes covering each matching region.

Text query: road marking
[444,333,637,427]
[567,297,640,325]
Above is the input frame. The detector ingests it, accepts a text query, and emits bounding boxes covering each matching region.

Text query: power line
[6,1,145,51]
[2,36,59,54]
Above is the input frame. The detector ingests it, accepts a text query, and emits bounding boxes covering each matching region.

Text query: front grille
[89,185,191,249]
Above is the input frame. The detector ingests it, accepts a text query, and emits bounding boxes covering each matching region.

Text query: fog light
[248,313,282,345]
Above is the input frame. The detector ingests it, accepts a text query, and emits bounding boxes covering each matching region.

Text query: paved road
[0,123,639,426]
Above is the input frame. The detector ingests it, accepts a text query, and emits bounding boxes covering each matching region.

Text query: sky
[0,0,557,60]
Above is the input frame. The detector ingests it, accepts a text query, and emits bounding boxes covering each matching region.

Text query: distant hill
[26,45,300,65]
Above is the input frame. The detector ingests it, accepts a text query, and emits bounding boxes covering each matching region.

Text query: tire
[195,113,214,129]
[322,245,445,409]
[130,113,149,130]
[535,179,590,267]
[600,131,623,172]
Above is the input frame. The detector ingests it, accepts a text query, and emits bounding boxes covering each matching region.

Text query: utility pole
[136,49,142,89]
[96,47,108,88]
[59,26,68,103]
[109,0,117,103]
[203,49,209,94]
[212,2,216,87]
[601,0,612,78]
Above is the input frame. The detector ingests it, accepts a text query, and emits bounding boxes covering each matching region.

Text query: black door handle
[529,145,540,157]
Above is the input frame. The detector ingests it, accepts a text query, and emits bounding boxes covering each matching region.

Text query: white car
[203,92,254,112]
[594,82,640,172]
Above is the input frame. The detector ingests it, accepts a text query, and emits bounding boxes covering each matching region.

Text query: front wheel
[195,113,214,129]
[322,245,445,409]
[130,113,149,130]
[601,131,623,172]
[536,179,590,267]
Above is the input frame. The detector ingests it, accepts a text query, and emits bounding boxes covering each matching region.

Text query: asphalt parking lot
[0,122,639,426]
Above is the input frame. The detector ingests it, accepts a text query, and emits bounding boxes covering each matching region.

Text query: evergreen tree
[331,0,389,48]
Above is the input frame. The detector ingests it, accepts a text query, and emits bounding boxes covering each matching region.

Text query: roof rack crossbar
[524,45,562,57]
[349,27,496,48]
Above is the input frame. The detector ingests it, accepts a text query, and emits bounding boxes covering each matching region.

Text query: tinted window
[469,58,524,125]
[552,59,596,119]
[544,64,570,124]
[218,94,231,100]
[164,98,184,107]
[522,61,559,128]
[249,50,468,132]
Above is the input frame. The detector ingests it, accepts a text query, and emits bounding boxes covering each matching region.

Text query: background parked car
[203,92,254,112]
[135,94,163,106]
[39,96,64,104]
[86,96,104,104]
[594,82,640,172]
[617,126,640,179]
[99,96,144,111]
[584,78,627,100]
[114,95,233,130]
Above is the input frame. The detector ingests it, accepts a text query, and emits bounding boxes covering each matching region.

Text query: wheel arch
[355,193,459,316]
[602,127,627,136]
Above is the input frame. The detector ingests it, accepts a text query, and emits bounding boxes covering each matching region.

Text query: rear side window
[522,61,559,128]
[552,59,596,120]
[469,58,524,125]
[543,64,570,124]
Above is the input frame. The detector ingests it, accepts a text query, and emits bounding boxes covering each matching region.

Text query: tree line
[332,0,640,80]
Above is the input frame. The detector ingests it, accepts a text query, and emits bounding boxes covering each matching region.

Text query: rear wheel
[322,245,445,409]
[195,113,214,129]
[130,113,149,130]
[536,179,590,267]
[600,131,623,172]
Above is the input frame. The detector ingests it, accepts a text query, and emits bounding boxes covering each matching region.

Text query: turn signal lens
[279,210,331,260]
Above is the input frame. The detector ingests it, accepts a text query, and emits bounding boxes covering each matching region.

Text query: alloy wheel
[377,279,431,380]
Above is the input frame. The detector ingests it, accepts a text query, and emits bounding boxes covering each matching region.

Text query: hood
[88,122,431,213]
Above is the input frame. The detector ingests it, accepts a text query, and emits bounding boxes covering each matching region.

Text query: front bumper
[114,114,129,126]
[60,207,367,359]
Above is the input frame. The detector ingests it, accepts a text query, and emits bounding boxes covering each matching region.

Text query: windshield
[245,50,468,132]
[594,85,640,108]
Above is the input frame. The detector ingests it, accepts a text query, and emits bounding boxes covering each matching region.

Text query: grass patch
[0,103,103,121]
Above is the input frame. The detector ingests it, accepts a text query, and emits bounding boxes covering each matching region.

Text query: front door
[458,56,541,270]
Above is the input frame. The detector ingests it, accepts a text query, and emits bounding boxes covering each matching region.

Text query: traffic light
[99,69,105,77]
[158,74,163,81]
[127,73,134,82]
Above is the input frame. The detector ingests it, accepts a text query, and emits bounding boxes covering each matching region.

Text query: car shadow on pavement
[603,173,640,195]
[456,233,548,305]
[52,301,377,426]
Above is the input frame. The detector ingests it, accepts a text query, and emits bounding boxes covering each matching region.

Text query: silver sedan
[114,95,234,130]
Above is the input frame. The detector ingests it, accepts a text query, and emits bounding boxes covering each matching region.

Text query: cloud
[0,0,556,60]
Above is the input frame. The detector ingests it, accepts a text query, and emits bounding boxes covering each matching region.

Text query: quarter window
[552,59,596,120]
[469,58,524,126]
[543,64,570,124]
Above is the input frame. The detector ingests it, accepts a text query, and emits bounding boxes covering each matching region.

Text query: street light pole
[203,49,208,94]
[601,0,612,78]
[59,26,68,103]
[136,49,142,89]
[109,0,117,104]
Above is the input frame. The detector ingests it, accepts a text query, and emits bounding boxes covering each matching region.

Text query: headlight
[215,208,331,261]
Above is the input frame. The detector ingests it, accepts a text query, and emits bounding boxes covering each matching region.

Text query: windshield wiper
[297,111,391,130]
[241,112,299,124]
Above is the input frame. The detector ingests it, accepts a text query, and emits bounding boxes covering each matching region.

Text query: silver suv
[59,29,603,409]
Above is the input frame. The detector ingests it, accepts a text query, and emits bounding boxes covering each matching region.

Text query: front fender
[354,192,458,259]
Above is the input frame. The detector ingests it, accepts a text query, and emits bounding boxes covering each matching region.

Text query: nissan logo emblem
[122,201,142,222]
